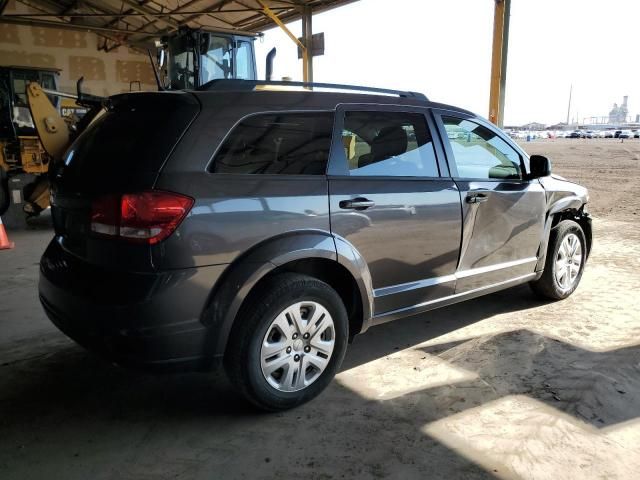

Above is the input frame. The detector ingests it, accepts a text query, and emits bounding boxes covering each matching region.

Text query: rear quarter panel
[153,173,331,269]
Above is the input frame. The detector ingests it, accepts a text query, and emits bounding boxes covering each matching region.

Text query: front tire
[530,220,587,300]
[224,273,348,411]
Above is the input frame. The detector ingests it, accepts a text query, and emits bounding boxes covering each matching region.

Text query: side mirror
[529,154,551,178]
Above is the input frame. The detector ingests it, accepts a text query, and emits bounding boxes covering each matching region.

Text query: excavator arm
[26,82,70,163]
[23,81,104,214]
[21,82,70,214]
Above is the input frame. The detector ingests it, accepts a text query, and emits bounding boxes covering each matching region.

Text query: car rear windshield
[211,112,334,175]
[59,93,199,193]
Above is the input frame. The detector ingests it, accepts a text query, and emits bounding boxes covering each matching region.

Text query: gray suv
[39,80,592,411]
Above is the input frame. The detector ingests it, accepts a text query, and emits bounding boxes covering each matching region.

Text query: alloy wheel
[555,233,583,291]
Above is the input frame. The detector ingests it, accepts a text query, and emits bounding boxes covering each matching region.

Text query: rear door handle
[339,198,376,210]
[466,192,489,204]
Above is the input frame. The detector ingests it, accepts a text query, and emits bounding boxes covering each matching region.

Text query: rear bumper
[39,238,228,372]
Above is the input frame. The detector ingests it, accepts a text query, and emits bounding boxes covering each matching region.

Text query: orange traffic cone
[0,216,14,250]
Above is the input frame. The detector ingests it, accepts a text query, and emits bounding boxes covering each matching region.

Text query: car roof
[191,89,476,116]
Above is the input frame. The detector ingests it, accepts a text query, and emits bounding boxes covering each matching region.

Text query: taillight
[90,191,194,244]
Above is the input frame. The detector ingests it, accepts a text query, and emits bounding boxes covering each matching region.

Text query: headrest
[371,125,407,160]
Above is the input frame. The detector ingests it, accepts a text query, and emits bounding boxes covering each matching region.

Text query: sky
[254,0,640,126]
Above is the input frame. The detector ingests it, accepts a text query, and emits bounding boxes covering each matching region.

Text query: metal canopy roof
[1,1,358,47]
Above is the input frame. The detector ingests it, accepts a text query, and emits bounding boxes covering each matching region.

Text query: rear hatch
[50,91,200,270]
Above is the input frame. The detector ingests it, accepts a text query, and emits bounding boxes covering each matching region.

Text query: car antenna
[147,49,164,91]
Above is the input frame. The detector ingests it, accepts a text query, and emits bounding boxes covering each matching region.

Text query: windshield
[7,70,58,133]
[201,35,233,82]
[167,33,254,88]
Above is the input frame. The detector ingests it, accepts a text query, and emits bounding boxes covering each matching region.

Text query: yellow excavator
[0,26,264,222]
[0,66,59,216]
[0,66,94,215]
[0,66,95,219]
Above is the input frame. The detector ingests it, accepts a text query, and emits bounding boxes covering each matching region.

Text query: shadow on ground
[1,284,638,479]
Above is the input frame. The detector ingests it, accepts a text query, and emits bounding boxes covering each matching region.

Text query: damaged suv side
[39,81,591,411]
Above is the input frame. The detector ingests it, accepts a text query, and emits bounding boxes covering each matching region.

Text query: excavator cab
[159,27,257,89]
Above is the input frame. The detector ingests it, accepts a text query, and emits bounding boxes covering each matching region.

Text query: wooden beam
[0,15,157,35]
[488,0,510,127]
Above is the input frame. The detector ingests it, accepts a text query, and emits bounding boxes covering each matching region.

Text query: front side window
[212,112,334,175]
[442,116,522,180]
[342,111,439,177]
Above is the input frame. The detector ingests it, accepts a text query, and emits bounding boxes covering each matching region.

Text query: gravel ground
[0,138,638,479]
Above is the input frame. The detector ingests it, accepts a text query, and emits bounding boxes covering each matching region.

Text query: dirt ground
[522,138,640,221]
[1,139,639,479]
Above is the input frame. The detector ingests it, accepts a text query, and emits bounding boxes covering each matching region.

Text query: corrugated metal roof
[1,1,358,47]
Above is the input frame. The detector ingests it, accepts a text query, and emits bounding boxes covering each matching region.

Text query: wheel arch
[201,230,373,359]
[535,200,592,272]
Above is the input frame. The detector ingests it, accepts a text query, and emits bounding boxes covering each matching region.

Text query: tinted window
[442,116,522,180]
[212,112,334,175]
[343,111,439,177]
[60,95,199,192]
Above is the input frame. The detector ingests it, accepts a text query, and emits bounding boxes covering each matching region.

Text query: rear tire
[530,220,586,300]
[224,273,348,411]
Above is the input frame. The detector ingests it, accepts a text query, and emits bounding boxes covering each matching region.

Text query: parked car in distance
[619,130,633,138]
[39,80,592,411]
[633,130,639,139]
[604,130,615,138]
[568,131,581,138]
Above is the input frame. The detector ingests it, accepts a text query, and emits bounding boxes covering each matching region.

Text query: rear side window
[342,111,439,177]
[212,112,334,175]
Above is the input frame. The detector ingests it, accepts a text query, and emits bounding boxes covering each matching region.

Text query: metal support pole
[566,84,572,125]
[301,6,313,83]
[488,0,510,127]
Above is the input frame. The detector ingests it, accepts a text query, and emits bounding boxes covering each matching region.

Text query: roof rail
[197,79,428,101]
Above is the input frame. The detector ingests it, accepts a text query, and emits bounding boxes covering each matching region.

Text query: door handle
[466,192,489,204]
[339,198,376,210]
